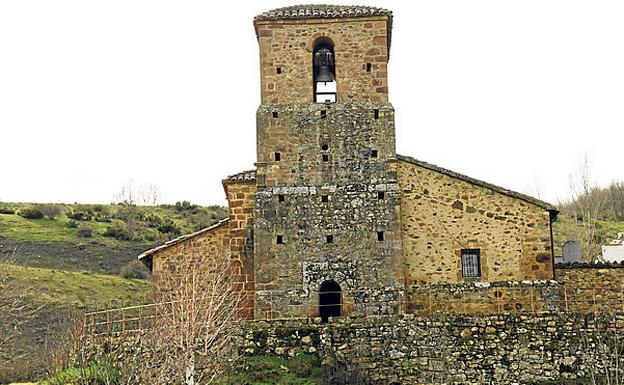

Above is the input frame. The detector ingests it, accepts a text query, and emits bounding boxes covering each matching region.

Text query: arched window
[313,38,336,103]
[319,280,341,322]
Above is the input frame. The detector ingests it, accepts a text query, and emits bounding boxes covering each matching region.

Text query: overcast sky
[1,0,622,206]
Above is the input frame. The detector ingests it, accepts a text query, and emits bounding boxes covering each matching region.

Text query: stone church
[138,5,558,320]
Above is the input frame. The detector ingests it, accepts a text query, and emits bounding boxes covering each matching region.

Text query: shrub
[175,200,197,212]
[39,204,63,219]
[19,207,45,219]
[66,219,78,228]
[119,260,150,280]
[138,212,163,228]
[0,206,15,214]
[66,210,92,221]
[157,221,181,235]
[76,225,93,238]
[40,359,120,385]
[104,224,131,241]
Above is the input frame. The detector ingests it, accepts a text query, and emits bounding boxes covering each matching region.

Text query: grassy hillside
[552,214,624,257]
[0,202,227,274]
[0,201,226,383]
[0,264,151,383]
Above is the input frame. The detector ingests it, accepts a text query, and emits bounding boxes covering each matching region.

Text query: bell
[314,48,335,83]
[316,65,335,83]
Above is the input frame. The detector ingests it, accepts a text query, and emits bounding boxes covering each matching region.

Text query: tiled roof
[137,218,229,260]
[254,5,392,21]
[254,5,393,55]
[223,169,256,183]
[397,154,557,212]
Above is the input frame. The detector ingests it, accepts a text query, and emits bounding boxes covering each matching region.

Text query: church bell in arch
[313,48,335,83]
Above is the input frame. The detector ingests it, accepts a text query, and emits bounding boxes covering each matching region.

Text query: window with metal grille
[461,249,481,278]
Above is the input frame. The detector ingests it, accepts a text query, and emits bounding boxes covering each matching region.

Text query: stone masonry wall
[224,179,257,318]
[150,221,230,278]
[254,103,402,319]
[398,160,554,285]
[255,17,389,104]
[239,313,624,385]
[556,265,624,313]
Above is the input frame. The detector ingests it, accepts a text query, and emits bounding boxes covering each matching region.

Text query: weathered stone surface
[85,313,624,385]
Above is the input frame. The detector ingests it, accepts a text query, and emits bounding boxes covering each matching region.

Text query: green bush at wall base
[41,359,120,385]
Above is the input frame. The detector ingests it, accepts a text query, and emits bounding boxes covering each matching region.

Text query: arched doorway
[319,280,341,322]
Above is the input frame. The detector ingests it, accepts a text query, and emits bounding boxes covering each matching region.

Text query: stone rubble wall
[239,313,624,384]
[254,103,402,319]
[556,265,624,313]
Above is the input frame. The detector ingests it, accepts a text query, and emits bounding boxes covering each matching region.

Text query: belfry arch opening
[312,38,336,103]
[319,280,341,322]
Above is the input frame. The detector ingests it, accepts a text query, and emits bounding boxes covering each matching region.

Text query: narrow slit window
[377,231,384,241]
[274,152,281,161]
[322,154,329,162]
[272,111,279,118]
[276,235,284,245]
[276,67,282,74]
[370,150,378,158]
[320,110,327,119]
[377,191,385,200]
[278,194,285,202]
[321,195,329,203]
[461,249,481,278]
[366,63,372,72]
[374,109,379,120]
[326,235,334,244]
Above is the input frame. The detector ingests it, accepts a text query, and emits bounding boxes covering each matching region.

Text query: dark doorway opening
[319,280,341,322]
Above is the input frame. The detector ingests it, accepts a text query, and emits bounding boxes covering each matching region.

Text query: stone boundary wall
[239,313,624,384]
[83,312,624,385]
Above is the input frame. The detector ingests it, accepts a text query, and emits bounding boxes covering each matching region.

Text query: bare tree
[0,250,38,377]
[129,249,244,384]
[138,183,161,206]
[113,180,161,206]
[567,153,607,261]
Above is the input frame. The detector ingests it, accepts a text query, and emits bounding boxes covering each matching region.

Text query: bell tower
[252,5,402,319]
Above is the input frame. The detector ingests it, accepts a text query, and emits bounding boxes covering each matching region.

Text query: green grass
[0,213,128,246]
[0,202,227,247]
[553,214,624,255]
[2,263,151,310]
[0,264,151,383]
[223,354,322,385]
[40,359,120,385]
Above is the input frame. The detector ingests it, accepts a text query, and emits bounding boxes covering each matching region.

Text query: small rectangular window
[322,154,329,162]
[276,67,282,74]
[321,195,329,203]
[320,110,327,119]
[326,235,333,244]
[276,235,284,245]
[373,109,379,120]
[377,191,385,200]
[366,63,372,72]
[272,111,279,118]
[274,152,281,161]
[377,231,384,241]
[278,194,285,202]
[370,150,378,158]
[461,249,481,278]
